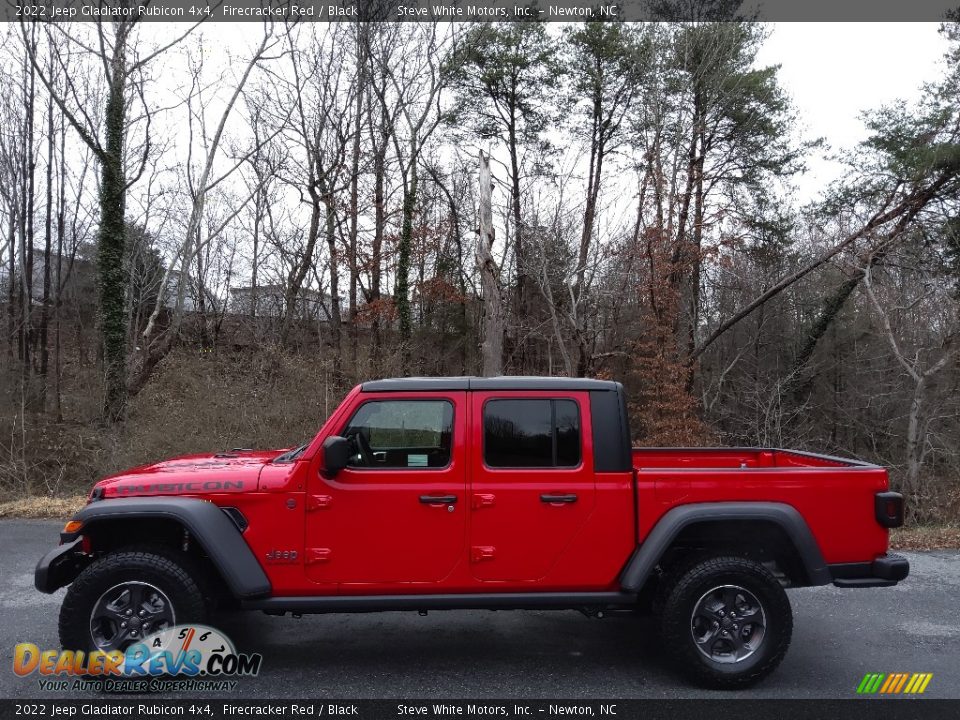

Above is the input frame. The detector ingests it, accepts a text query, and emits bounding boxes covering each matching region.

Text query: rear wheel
[657,555,792,689]
[59,548,207,652]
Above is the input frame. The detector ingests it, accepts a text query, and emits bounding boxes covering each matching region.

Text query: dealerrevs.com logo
[857,673,934,695]
[13,625,262,692]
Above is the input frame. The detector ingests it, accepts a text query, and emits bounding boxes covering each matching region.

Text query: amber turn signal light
[62,520,83,534]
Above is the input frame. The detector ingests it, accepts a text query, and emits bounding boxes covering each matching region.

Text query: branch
[862,262,921,383]
[692,171,955,360]
[20,22,106,161]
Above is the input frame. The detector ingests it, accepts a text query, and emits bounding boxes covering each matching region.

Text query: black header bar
[5,0,960,22]
[1,699,960,720]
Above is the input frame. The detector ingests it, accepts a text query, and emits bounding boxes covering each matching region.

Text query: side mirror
[321,436,351,476]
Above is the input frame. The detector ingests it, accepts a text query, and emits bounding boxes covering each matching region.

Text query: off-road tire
[656,555,792,689]
[59,546,207,652]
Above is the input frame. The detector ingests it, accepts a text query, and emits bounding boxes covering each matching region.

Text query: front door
[469,391,596,583]
[306,392,467,586]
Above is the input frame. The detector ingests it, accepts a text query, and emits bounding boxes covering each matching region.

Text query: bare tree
[23,18,203,421]
[373,23,453,364]
[133,23,280,393]
[863,256,959,519]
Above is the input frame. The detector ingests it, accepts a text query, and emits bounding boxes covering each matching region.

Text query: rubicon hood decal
[113,480,246,496]
[93,449,288,498]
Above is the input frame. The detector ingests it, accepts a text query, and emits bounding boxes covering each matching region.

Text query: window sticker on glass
[341,400,454,469]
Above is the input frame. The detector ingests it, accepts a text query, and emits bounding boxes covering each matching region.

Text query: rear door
[469,391,595,582]
[305,392,467,586]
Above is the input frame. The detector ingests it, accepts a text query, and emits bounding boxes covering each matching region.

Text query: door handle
[540,493,577,504]
[419,495,457,504]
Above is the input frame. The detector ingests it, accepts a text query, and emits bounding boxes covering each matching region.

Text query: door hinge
[472,493,496,509]
[471,545,496,563]
[306,548,332,564]
[307,494,333,512]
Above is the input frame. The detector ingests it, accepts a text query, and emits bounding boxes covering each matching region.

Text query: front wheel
[59,548,207,653]
[657,556,792,689]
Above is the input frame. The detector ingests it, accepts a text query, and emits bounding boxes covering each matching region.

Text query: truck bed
[630,447,889,565]
[632,447,873,470]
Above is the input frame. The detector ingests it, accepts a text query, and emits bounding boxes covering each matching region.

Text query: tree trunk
[98,46,130,423]
[574,112,606,378]
[576,90,603,298]
[788,273,862,398]
[370,133,385,373]
[323,184,342,381]
[251,189,260,320]
[6,213,15,365]
[54,119,67,423]
[507,113,524,349]
[684,121,706,391]
[18,45,36,383]
[904,378,925,520]
[282,190,322,346]
[347,22,365,376]
[38,91,55,408]
[395,151,417,368]
[477,151,503,377]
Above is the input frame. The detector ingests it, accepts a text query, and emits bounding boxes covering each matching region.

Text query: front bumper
[830,552,910,588]
[35,538,89,594]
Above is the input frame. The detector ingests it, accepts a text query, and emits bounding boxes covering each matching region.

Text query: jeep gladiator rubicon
[36,377,908,688]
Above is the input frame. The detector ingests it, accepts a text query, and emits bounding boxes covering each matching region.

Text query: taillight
[875,491,904,528]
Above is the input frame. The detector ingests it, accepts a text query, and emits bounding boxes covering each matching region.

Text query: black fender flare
[44,497,271,598]
[619,501,831,591]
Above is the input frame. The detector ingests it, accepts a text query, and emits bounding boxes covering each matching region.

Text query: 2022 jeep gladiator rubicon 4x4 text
[36,377,909,688]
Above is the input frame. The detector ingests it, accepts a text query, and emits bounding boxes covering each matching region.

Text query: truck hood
[92,449,289,499]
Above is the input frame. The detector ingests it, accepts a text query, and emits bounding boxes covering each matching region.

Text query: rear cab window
[483,398,581,468]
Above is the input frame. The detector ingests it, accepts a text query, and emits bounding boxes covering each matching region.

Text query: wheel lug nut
[120,622,127,628]
[130,631,137,637]
[139,610,146,617]
[126,609,133,616]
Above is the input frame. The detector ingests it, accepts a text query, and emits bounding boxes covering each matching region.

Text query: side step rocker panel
[243,592,638,614]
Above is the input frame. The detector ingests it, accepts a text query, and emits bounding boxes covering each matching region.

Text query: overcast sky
[118,20,957,269]
[755,23,951,201]
[193,22,952,203]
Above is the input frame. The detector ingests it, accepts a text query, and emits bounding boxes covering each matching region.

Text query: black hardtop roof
[360,376,621,392]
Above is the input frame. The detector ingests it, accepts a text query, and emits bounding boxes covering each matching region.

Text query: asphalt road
[2,519,958,700]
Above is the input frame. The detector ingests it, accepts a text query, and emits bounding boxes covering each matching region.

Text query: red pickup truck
[36,377,908,688]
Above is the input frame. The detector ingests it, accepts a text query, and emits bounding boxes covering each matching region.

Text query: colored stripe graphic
[857,673,933,694]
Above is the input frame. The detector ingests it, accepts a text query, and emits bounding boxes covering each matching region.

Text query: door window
[342,400,454,469]
[483,399,581,468]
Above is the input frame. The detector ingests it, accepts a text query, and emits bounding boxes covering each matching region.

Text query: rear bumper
[830,552,910,588]
[35,539,88,594]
